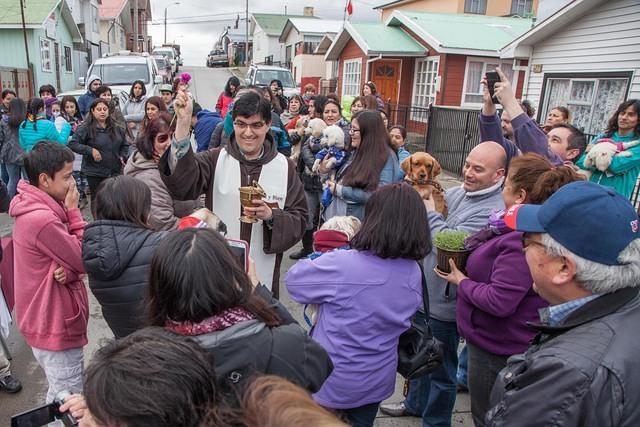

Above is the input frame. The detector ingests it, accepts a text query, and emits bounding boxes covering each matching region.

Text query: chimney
[303,7,314,16]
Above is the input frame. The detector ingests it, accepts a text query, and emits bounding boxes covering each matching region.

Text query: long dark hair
[60,95,82,123]
[22,97,45,131]
[140,96,168,133]
[129,80,147,99]
[351,183,431,260]
[84,98,119,138]
[7,97,26,129]
[224,76,240,97]
[341,110,393,191]
[135,113,173,160]
[95,176,151,228]
[147,228,281,327]
[604,99,640,138]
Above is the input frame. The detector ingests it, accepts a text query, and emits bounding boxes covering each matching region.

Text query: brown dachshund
[401,152,448,218]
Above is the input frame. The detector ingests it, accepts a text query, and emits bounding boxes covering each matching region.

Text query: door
[371,60,400,105]
[54,42,61,90]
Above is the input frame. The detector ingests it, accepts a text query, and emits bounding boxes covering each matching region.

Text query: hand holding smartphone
[485,71,500,104]
[226,238,249,272]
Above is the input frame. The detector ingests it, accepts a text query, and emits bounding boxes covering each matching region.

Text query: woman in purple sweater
[436,153,583,426]
[286,183,431,427]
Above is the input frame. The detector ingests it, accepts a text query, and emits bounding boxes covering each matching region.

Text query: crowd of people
[0,64,639,427]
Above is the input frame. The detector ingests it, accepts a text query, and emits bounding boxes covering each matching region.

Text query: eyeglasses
[349,128,360,134]
[156,133,170,143]
[234,120,266,130]
[521,233,546,252]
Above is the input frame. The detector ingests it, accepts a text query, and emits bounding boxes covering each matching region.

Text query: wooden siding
[441,54,466,106]
[337,38,366,98]
[524,0,640,108]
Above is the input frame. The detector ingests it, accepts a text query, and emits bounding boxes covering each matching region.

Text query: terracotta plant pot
[436,247,470,274]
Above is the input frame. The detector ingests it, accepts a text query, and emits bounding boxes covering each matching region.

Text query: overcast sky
[149,0,572,66]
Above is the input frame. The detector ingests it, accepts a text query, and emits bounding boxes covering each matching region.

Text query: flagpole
[342,0,347,27]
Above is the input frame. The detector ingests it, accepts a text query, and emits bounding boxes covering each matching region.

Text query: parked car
[79,51,162,96]
[152,46,179,75]
[245,65,299,98]
[154,55,172,82]
[206,49,229,68]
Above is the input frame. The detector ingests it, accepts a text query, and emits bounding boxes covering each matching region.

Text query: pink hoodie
[9,180,88,351]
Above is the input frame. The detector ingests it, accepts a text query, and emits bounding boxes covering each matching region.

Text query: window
[411,57,439,120]
[464,0,487,14]
[63,46,73,73]
[92,5,99,33]
[342,59,362,98]
[119,28,125,48]
[462,58,514,106]
[92,63,150,85]
[40,38,52,72]
[541,75,630,135]
[511,0,533,16]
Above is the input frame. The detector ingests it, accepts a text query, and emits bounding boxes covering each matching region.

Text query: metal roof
[251,13,314,36]
[279,17,344,42]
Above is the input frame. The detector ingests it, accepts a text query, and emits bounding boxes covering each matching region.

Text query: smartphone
[11,403,57,427]
[227,238,249,272]
[485,71,500,104]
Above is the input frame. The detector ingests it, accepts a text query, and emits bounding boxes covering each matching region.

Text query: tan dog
[401,152,448,218]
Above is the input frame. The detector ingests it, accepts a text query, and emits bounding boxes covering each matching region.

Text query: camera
[11,390,79,427]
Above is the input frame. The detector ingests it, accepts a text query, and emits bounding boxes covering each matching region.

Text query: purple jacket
[456,231,547,356]
[285,250,421,409]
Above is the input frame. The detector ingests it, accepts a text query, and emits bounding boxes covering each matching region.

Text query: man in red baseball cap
[487,181,640,426]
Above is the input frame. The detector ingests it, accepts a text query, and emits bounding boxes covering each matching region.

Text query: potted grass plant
[434,230,471,274]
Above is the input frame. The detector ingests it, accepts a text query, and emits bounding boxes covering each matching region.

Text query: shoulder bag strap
[416,261,430,324]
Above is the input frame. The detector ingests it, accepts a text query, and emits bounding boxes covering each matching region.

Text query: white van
[80,51,162,96]
[152,47,178,75]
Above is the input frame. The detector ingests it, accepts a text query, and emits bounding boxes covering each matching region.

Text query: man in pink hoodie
[9,141,87,402]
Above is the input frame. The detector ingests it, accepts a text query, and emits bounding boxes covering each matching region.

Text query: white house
[250,13,317,66]
[279,17,344,86]
[501,0,640,135]
[68,0,103,80]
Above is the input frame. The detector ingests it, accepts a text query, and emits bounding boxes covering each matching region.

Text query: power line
[150,17,246,25]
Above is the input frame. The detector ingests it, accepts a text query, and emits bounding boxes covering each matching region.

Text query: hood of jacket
[226,131,278,166]
[83,220,164,280]
[86,74,101,94]
[123,150,157,175]
[9,180,67,224]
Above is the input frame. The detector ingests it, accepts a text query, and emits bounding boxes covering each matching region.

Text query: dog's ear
[400,156,412,174]
[431,158,442,178]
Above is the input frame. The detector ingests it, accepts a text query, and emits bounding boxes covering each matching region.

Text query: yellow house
[375,0,539,21]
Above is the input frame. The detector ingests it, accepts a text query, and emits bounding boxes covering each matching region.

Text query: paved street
[0,66,471,426]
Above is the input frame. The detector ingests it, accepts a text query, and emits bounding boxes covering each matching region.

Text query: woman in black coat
[82,176,166,338]
[68,98,129,217]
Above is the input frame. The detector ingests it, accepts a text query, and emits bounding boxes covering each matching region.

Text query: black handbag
[397,261,444,379]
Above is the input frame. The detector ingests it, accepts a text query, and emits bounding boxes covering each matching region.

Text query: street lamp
[164,2,180,44]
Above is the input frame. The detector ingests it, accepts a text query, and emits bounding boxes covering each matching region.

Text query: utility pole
[133,0,139,52]
[164,7,168,44]
[245,0,249,66]
[19,0,33,96]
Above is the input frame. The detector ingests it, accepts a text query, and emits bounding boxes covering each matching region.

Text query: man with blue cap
[486,181,640,426]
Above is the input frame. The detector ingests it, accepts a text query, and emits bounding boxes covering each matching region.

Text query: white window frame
[511,0,533,16]
[411,56,440,121]
[63,45,73,73]
[40,38,52,72]
[464,0,487,14]
[540,76,630,135]
[342,58,362,98]
[460,57,518,109]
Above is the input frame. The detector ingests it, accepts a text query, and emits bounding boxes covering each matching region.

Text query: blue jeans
[341,401,380,427]
[404,316,459,427]
[457,345,468,387]
[2,163,23,199]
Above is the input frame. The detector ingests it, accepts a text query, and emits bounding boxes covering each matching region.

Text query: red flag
[346,0,353,16]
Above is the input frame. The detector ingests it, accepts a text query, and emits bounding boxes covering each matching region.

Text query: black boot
[289,230,314,260]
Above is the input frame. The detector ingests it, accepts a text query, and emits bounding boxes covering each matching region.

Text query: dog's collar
[404,177,445,193]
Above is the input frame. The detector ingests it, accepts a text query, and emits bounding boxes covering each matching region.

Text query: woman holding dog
[434,153,583,426]
[286,183,430,427]
[124,114,202,231]
[82,176,168,338]
[321,110,400,221]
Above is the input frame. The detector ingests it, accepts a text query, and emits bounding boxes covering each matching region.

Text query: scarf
[464,209,511,251]
[165,306,255,336]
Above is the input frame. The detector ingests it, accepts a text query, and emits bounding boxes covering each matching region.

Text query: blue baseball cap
[504,181,640,265]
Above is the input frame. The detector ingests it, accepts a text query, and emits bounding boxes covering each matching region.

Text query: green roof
[351,22,425,54]
[393,11,534,52]
[252,13,315,36]
[0,0,58,25]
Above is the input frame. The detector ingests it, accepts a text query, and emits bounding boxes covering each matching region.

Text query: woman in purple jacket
[286,183,431,427]
[435,153,584,426]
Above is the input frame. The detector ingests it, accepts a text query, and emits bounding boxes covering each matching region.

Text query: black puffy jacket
[82,220,167,338]
[68,123,129,177]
